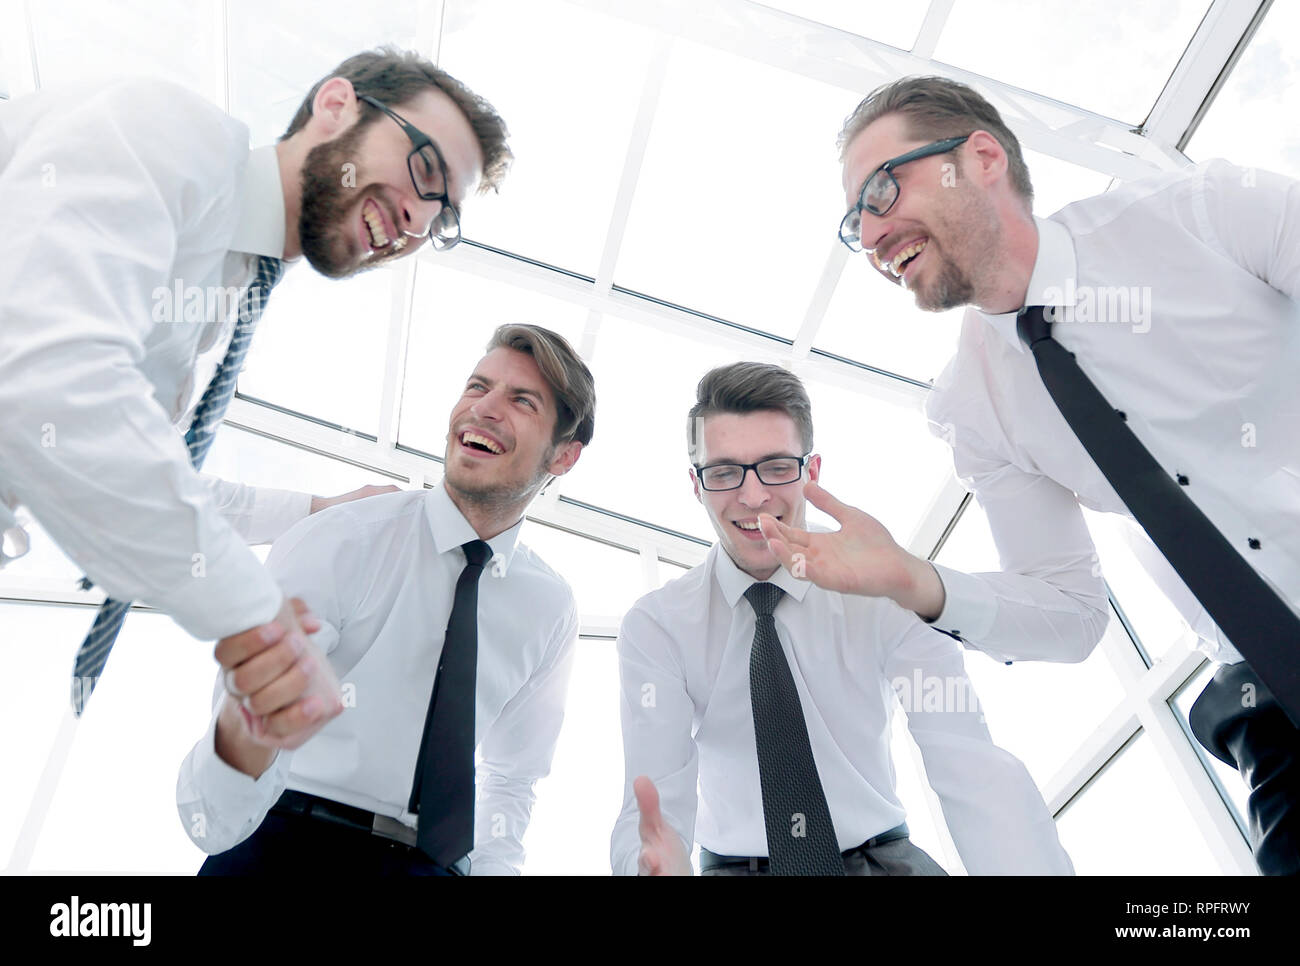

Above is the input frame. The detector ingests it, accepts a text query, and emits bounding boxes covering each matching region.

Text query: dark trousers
[1189,661,1300,876]
[197,801,455,876]
[699,824,947,876]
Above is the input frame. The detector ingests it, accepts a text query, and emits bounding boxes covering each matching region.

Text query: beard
[910,177,1001,313]
[298,121,403,279]
[443,443,555,514]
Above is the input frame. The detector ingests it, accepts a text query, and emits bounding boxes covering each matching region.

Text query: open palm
[758,480,911,598]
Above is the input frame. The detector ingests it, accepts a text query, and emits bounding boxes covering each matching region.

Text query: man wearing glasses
[762,75,1300,875]
[611,361,1071,876]
[0,47,508,736]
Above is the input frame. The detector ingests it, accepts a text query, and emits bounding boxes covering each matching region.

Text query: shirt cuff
[189,706,291,822]
[924,564,999,646]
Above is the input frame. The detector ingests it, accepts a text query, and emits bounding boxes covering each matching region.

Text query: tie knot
[1016,305,1053,347]
[743,581,784,618]
[461,539,492,570]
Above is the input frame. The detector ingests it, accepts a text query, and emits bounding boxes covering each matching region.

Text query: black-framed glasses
[692,454,811,492]
[838,134,970,252]
[358,94,462,251]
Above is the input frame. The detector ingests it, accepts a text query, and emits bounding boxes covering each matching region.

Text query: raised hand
[757,480,945,618]
[635,775,692,876]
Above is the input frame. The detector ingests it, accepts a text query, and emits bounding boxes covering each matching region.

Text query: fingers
[225,634,303,701]
[757,512,808,550]
[634,775,661,831]
[289,597,322,635]
[803,479,852,522]
[258,694,342,748]
[214,619,286,672]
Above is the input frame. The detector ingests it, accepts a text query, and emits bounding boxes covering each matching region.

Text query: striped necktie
[71,255,285,715]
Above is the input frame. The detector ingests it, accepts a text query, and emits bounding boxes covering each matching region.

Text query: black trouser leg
[1190,662,1300,876]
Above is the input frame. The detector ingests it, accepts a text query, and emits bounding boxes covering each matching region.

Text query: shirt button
[1248,538,1262,550]
[1176,474,1189,486]
[1115,410,1127,421]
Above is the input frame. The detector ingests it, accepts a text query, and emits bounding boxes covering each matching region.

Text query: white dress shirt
[176,485,579,876]
[609,543,1072,876]
[924,159,1300,666]
[0,78,310,639]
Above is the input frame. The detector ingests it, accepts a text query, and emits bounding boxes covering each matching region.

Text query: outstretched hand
[757,480,944,617]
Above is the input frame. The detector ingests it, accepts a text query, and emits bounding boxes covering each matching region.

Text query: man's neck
[275,139,303,261]
[444,483,529,542]
[974,208,1039,315]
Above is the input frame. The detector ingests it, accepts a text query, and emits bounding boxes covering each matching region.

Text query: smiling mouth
[459,430,505,455]
[361,198,406,256]
[733,516,779,540]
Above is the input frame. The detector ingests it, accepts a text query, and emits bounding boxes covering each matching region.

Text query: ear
[546,440,583,478]
[963,130,1007,188]
[689,466,702,504]
[806,453,822,484]
[307,76,360,140]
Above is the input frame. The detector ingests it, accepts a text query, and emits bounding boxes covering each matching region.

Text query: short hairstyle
[687,362,813,462]
[486,324,596,447]
[281,46,512,193]
[837,75,1033,206]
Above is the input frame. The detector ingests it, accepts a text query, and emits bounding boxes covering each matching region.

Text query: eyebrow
[467,373,547,408]
[701,450,800,466]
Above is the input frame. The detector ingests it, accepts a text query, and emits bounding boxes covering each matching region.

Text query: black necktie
[744,582,845,875]
[1017,306,1300,725]
[409,539,492,866]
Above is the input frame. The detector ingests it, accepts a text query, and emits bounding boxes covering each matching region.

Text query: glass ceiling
[0,0,1282,875]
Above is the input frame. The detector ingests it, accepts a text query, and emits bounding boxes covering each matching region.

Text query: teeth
[735,521,761,530]
[363,204,390,248]
[889,239,927,276]
[462,431,504,454]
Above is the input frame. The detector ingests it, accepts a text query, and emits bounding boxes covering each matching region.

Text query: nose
[470,387,506,422]
[861,213,894,255]
[736,467,770,509]
[401,193,444,239]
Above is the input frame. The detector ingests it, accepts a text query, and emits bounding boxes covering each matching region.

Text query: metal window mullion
[375,259,418,452]
[911,0,955,60]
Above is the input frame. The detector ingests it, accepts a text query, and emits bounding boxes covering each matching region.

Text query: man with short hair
[765,74,1300,874]
[0,46,510,727]
[179,324,595,876]
[611,361,1070,876]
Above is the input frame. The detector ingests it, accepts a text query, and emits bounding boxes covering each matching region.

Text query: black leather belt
[699,822,910,873]
[271,790,470,875]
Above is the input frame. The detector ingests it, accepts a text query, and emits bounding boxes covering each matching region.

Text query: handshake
[212,597,345,778]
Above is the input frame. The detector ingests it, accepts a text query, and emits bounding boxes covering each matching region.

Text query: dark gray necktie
[1017,306,1300,726]
[409,539,492,867]
[744,581,845,875]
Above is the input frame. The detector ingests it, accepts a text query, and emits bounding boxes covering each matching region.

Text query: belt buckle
[371,813,418,848]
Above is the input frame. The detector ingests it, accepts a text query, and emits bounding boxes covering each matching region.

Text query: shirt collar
[976,215,1077,353]
[228,144,287,260]
[424,480,523,571]
[711,542,814,610]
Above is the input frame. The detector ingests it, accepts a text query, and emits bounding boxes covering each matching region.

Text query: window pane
[521,637,622,874]
[17,604,216,873]
[1170,662,1250,830]
[439,0,658,275]
[615,39,858,338]
[30,0,213,97]
[934,1,1211,124]
[519,523,648,622]
[397,262,588,456]
[227,0,424,145]
[1186,1,1300,180]
[1055,732,1223,874]
[753,1,928,51]
[238,264,394,436]
[204,424,395,501]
